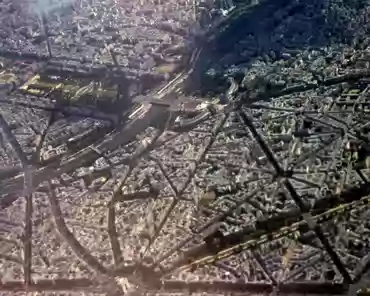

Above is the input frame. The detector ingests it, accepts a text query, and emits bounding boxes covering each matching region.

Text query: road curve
[0,49,200,203]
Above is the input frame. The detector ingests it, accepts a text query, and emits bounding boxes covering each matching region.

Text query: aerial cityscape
[1,0,370,295]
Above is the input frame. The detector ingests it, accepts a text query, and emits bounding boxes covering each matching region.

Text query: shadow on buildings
[188,0,370,95]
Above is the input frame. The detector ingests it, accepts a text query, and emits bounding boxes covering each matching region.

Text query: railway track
[3,1,370,295]
[1,49,370,290]
[0,46,202,205]
[2,58,370,295]
[0,66,369,293]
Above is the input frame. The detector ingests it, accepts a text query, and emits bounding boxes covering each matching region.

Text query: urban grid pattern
[1,0,370,295]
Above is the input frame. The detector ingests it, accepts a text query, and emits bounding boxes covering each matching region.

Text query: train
[38,121,114,165]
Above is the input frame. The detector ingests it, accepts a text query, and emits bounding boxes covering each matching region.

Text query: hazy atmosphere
[0,0,370,295]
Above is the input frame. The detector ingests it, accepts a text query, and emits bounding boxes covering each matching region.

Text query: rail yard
[2,0,370,295]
